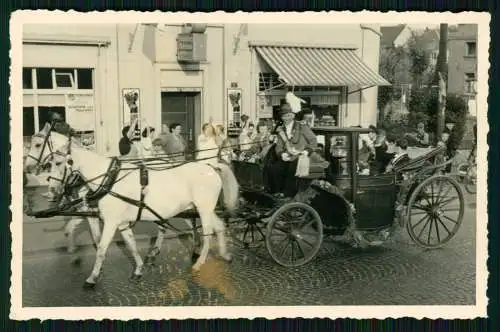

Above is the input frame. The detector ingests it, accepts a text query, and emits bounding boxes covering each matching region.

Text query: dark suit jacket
[275,121,318,157]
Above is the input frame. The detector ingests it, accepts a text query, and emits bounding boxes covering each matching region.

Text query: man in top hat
[268,103,319,198]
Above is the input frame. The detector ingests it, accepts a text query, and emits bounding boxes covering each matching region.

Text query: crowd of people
[117,105,459,198]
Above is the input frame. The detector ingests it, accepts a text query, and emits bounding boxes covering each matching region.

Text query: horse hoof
[83,281,96,290]
[71,257,82,266]
[130,274,142,282]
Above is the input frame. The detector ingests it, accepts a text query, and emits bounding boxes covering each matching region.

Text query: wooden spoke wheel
[406,175,464,249]
[266,202,323,267]
[464,164,477,194]
[231,219,266,248]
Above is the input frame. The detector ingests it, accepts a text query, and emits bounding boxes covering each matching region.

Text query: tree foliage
[407,88,467,146]
[377,31,434,122]
[377,46,410,118]
[406,32,431,88]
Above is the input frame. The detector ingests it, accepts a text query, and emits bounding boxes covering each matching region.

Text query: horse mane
[52,121,76,137]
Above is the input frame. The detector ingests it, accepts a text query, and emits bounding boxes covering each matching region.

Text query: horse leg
[212,213,232,262]
[118,224,144,281]
[83,220,118,289]
[145,225,167,265]
[87,217,102,248]
[64,217,82,254]
[191,211,212,272]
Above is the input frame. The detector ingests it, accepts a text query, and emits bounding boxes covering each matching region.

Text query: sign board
[65,94,96,150]
[66,94,94,132]
[176,33,207,63]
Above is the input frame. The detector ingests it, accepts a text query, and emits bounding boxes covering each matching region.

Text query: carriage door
[161,91,201,158]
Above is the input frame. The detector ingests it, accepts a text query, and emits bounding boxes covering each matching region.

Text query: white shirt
[285,122,294,139]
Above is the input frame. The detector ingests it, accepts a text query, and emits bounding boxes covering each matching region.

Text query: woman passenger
[197,123,219,165]
[167,123,187,162]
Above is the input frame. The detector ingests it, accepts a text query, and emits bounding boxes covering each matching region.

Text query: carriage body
[230,126,465,265]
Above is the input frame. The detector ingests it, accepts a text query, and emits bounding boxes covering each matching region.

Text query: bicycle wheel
[464,163,476,194]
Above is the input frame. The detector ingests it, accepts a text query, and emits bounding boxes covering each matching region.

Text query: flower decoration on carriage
[285,91,307,114]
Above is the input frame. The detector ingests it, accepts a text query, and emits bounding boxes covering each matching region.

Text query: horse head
[24,122,55,174]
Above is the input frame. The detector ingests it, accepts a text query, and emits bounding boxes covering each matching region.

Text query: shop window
[296,86,313,92]
[38,106,66,130]
[23,107,35,136]
[55,73,74,88]
[259,72,282,91]
[315,86,330,92]
[54,68,75,88]
[466,42,476,57]
[36,68,53,89]
[23,68,33,89]
[312,105,339,127]
[77,68,93,89]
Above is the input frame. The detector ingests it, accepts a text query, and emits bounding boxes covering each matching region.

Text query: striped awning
[253,44,391,88]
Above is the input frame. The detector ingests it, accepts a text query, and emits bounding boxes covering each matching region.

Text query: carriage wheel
[266,202,323,267]
[231,219,266,248]
[464,164,477,194]
[406,175,464,249]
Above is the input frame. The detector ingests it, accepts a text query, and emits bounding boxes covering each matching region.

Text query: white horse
[46,152,196,267]
[26,123,197,266]
[45,131,239,288]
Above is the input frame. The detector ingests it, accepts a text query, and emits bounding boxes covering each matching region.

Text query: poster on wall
[227,88,242,127]
[122,88,141,139]
[257,94,273,119]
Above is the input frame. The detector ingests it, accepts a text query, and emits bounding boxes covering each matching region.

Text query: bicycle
[457,142,476,194]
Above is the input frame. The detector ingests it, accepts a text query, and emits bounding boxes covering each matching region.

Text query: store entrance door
[161,91,201,157]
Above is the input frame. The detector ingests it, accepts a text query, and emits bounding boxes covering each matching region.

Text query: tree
[377,46,410,122]
[445,94,468,152]
[406,32,431,88]
[378,30,434,123]
[434,23,449,139]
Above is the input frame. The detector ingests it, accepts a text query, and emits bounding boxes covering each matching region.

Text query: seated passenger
[245,119,275,161]
[386,138,410,173]
[371,129,394,175]
[357,132,375,175]
[268,103,320,198]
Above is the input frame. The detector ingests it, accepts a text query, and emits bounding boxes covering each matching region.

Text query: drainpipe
[222,25,226,125]
[359,28,364,126]
[115,24,122,152]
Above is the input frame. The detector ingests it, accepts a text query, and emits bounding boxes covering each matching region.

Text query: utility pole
[435,23,448,139]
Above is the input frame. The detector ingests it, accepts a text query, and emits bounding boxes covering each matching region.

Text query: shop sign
[66,94,95,132]
[176,33,207,63]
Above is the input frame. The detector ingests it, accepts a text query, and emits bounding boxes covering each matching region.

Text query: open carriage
[25,124,464,272]
[226,126,465,266]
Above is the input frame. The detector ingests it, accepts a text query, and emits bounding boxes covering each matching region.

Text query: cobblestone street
[21,187,477,307]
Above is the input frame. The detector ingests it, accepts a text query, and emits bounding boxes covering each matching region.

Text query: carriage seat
[394,146,446,173]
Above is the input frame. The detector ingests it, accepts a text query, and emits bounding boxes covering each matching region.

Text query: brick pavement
[21,190,477,307]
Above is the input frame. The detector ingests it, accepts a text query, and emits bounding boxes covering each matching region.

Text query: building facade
[447,24,478,116]
[22,23,388,156]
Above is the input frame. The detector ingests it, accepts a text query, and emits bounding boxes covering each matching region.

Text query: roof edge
[248,40,358,50]
[23,34,111,47]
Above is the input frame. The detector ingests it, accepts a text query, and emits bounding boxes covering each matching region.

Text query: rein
[26,124,55,174]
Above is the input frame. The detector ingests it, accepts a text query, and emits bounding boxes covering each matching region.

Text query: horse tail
[215,163,239,214]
